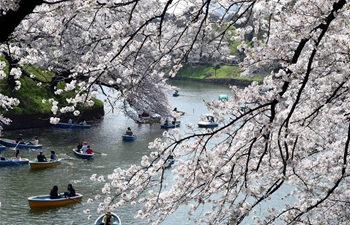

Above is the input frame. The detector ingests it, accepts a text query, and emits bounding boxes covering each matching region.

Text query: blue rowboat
[0,144,6,151]
[72,149,94,160]
[122,135,136,141]
[28,193,83,208]
[198,114,219,128]
[54,122,90,129]
[0,158,29,166]
[0,138,42,149]
[94,212,122,225]
[218,94,228,101]
[161,121,180,129]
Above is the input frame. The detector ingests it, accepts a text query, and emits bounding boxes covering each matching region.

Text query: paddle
[13,141,21,150]
[10,158,24,166]
[63,193,83,204]
[59,158,74,166]
[93,151,107,156]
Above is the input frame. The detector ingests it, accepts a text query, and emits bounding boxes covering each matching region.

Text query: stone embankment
[3,107,104,131]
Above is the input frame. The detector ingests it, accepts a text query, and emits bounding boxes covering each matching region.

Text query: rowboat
[0,138,42,149]
[122,135,136,141]
[172,91,179,97]
[0,158,29,166]
[54,122,90,129]
[218,94,228,101]
[161,121,180,129]
[0,144,5,151]
[73,148,94,160]
[28,193,83,208]
[198,114,219,128]
[29,159,61,169]
[94,212,122,225]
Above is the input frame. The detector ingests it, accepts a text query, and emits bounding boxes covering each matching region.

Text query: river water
[0,80,235,225]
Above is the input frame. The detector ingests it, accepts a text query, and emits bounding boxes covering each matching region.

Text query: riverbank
[169,76,253,87]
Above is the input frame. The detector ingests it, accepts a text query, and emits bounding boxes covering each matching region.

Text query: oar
[64,194,83,204]
[59,159,74,166]
[93,151,107,156]
[13,141,21,150]
[10,158,24,166]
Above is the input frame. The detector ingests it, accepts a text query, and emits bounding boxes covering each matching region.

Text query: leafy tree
[2,0,350,225]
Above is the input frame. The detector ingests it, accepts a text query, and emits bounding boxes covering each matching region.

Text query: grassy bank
[176,63,263,82]
[0,58,103,116]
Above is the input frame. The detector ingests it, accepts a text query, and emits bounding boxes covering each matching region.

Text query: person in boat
[100,210,114,225]
[15,150,21,159]
[77,142,83,152]
[50,185,61,199]
[125,127,133,136]
[37,151,47,162]
[50,151,58,161]
[16,133,24,144]
[81,141,88,153]
[64,184,76,198]
[85,146,94,154]
[29,136,39,145]
[68,118,73,125]
[172,118,177,125]
[0,152,6,160]
[164,118,169,126]
[33,136,39,145]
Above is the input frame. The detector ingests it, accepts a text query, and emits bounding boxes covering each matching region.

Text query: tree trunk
[0,0,44,42]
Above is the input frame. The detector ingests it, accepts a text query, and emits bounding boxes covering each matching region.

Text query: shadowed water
[0,80,234,224]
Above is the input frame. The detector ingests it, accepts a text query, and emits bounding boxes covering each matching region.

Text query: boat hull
[28,193,83,208]
[94,212,122,225]
[73,149,94,159]
[122,135,136,141]
[0,158,29,166]
[161,123,180,129]
[0,138,42,149]
[198,123,219,128]
[54,122,90,129]
[29,160,61,169]
[0,144,5,151]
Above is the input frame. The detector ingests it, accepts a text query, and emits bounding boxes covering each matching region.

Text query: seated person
[100,211,114,225]
[85,146,94,154]
[50,151,58,161]
[32,136,39,145]
[37,151,47,162]
[50,185,61,199]
[15,150,21,159]
[64,184,76,197]
[16,133,24,144]
[81,141,88,153]
[164,118,169,126]
[125,127,133,136]
[77,142,83,152]
[172,118,177,125]
[68,118,73,125]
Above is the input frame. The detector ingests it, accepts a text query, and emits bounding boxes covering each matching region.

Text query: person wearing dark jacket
[64,184,76,197]
[37,151,47,162]
[50,185,60,199]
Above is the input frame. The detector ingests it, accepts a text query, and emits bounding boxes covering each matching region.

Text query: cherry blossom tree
[2,0,350,224]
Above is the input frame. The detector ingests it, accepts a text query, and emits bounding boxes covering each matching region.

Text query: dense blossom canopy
[1,0,350,224]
